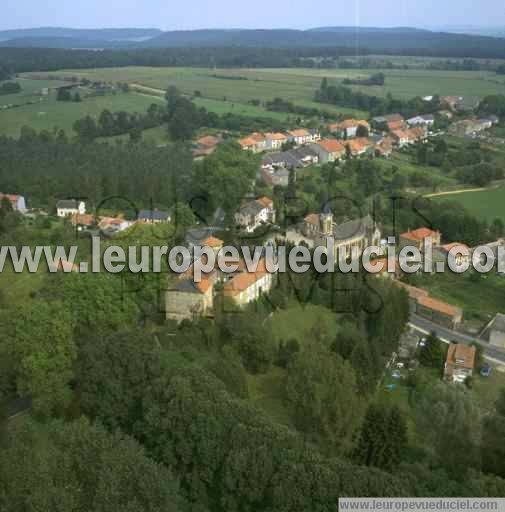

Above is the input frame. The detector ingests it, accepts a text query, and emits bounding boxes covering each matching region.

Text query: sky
[1,0,504,31]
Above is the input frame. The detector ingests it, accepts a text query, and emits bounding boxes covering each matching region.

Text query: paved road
[408,313,505,365]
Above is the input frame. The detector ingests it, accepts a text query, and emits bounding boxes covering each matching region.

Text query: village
[1,91,505,384]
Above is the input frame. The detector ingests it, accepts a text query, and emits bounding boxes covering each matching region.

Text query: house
[235,197,276,233]
[416,296,463,329]
[137,209,171,224]
[302,213,381,262]
[477,118,493,130]
[407,114,435,127]
[390,129,411,148]
[345,137,373,157]
[485,115,499,125]
[393,281,462,328]
[290,145,319,166]
[391,127,427,148]
[374,137,394,157]
[165,244,277,321]
[287,128,317,145]
[71,213,95,230]
[371,114,405,132]
[57,199,85,218]
[441,96,463,111]
[192,134,222,159]
[260,167,290,188]
[400,227,441,266]
[262,151,302,170]
[481,313,505,349]
[444,343,476,383]
[165,258,218,323]
[329,119,370,139]
[223,258,275,307]
[0,193,27,212]
[238,132,267,153]
[98,216,135,234]
[449,118,491,137]
[265,132,288,150]
[311,139,346,163]
[433,242,470,270]
[393,282,430,313]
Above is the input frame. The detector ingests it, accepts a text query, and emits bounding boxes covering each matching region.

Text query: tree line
[315,78,441,117]
[3,44,505,76]
[0,81,21,95]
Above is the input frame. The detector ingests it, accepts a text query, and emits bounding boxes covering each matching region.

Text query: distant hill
[434,25,505,38]
[307,26,431,34]
[141,27,505,52]
[0,27,162,42]
[0,26,505,59]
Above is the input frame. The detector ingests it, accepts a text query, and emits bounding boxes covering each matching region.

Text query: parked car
[391,370,402,379]
[480,365,492,378]
[417,337,427,348]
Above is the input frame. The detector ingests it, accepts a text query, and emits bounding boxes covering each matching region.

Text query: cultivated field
[22,66,505,102]
[433,184,505,223]
[2,66,505,138]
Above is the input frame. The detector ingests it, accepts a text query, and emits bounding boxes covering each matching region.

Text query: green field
[5,65,505,138]
[24,66,505,103]
[412,271,505,321]
[432,184,505,222]
[0,88,164,137]
[0,78,69,107]
[269,302,340,345]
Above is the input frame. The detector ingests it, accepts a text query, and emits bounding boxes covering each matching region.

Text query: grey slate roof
[138,209,170,221]
[262,151,302,169]
[238,200,264,217]
[291,146,318,159]
[333,215,374,241]
[56,199,81,209]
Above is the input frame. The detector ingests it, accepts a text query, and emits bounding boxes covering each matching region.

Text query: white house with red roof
[0,193,27,212]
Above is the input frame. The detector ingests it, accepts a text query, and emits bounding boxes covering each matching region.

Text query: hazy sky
[2,0,504,31]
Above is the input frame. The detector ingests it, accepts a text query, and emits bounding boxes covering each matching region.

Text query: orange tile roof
[339,119,370,129]
[401,227,440,242]
[256,196,273,209]
[223,259,268,296]
[197,135,221,148]
[238,137,256,148]
[201,236,224,248]
[266,132,288,141]
[250,132,266,142]
[0,193,21,202]
[393,281,430,300]
[418,295,462,318]
[71,213,94,226]
[318,139,345,154]
[391,129,411,140]
[441,242,469,253]
[446,343,476,370]
[375,138,394,154]
[347,137,371,154]
[304,213,320,226]
[288,129,310,137]
[388,120,406,131]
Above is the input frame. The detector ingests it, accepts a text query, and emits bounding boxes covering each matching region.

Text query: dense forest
[1,44,505,76]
